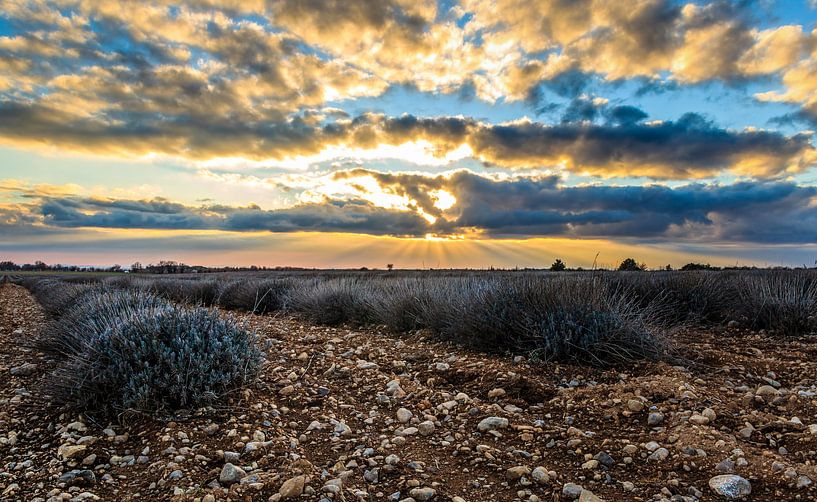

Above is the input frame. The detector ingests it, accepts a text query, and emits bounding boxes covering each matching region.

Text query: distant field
[11,269,817,364]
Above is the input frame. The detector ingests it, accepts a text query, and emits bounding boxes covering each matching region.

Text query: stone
[218,463,246,485]
[279,475,306,499]
[716,459,735,472]
[562,483,584,499]
[409,487,436,501]
[647,412,664,426]
[364,468,379,484]
[506,466,531,481]
[755,385,780,399]
[709,475,751,499]
[477,416,509,432]
[66,421,87,433]
[581,459,599,470]
[323,478,342,494]
[418,420,435,436]
[59,470,96,487]
[531,467,550,483]
[626,399,643,412]
[396,408,413,424]
[689,414,710,425]
[648,448,669,462]
[594,451,614,467]
[578,490,603,502]
[58,444,87,461]
[356,360,378,370]
[9,363,37,376]
[488,388,506,399]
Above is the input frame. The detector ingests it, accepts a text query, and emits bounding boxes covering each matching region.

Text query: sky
[2,0,817,269]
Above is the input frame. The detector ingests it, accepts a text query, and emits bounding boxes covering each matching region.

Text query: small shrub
[23,278,96,317]
[288,278,376,326]
[35,287,169,357]
[412,275,670,366]
[48,300,263,415]
[737,272,817,335]
[367,278,437,332]
[217,279,295,313]
[150,278,221,305]
[611,271,737,326]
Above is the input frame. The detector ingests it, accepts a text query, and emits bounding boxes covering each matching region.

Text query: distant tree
[680,262,719,271]
[387,263,394,271]
[549,259,566,271]
[0,261,20,271]
[130,262,143,273]
[665,264,672,271]
[618,258,646,271]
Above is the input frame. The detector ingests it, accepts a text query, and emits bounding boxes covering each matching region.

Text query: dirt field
[1,282,816,501]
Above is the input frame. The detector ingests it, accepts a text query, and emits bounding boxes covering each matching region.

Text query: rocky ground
[1,282,816,501]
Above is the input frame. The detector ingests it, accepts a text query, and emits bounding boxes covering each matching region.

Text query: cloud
[345,169,817,243]
[31,194,431,237]
[2,0,817,117]
[0,1,816,172]
[1,103,814,179]
[5,171,817,244]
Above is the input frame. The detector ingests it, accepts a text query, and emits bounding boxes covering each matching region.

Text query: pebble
[279,475,306,499]
[58,444,87,460]
[477,416,509,432]
[9,362,37,376]
[58,470,96,487]
[647,411,664,426]
[506,466,531,481]
[219,463,246,485]
[755,385,780,399]
[409,487,436,501]
[396,408,413,423]
[418,420,435,436]
[708,475,751,499]
[648,448,669,462]
[488,388,506,398]
[531,466,550,483]
[562,483,584,499]
[626,399,643,412]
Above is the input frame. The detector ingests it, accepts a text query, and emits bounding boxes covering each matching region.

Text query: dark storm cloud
[443,172,817,241]
[3,171,817,243]
[222,199,431,236]
[1,101,813,178]
[606,105,649,125]
[332,169,817,243]
[34,195,431,237]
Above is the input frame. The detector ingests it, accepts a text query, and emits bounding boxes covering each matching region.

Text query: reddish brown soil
[1,283,816,501]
